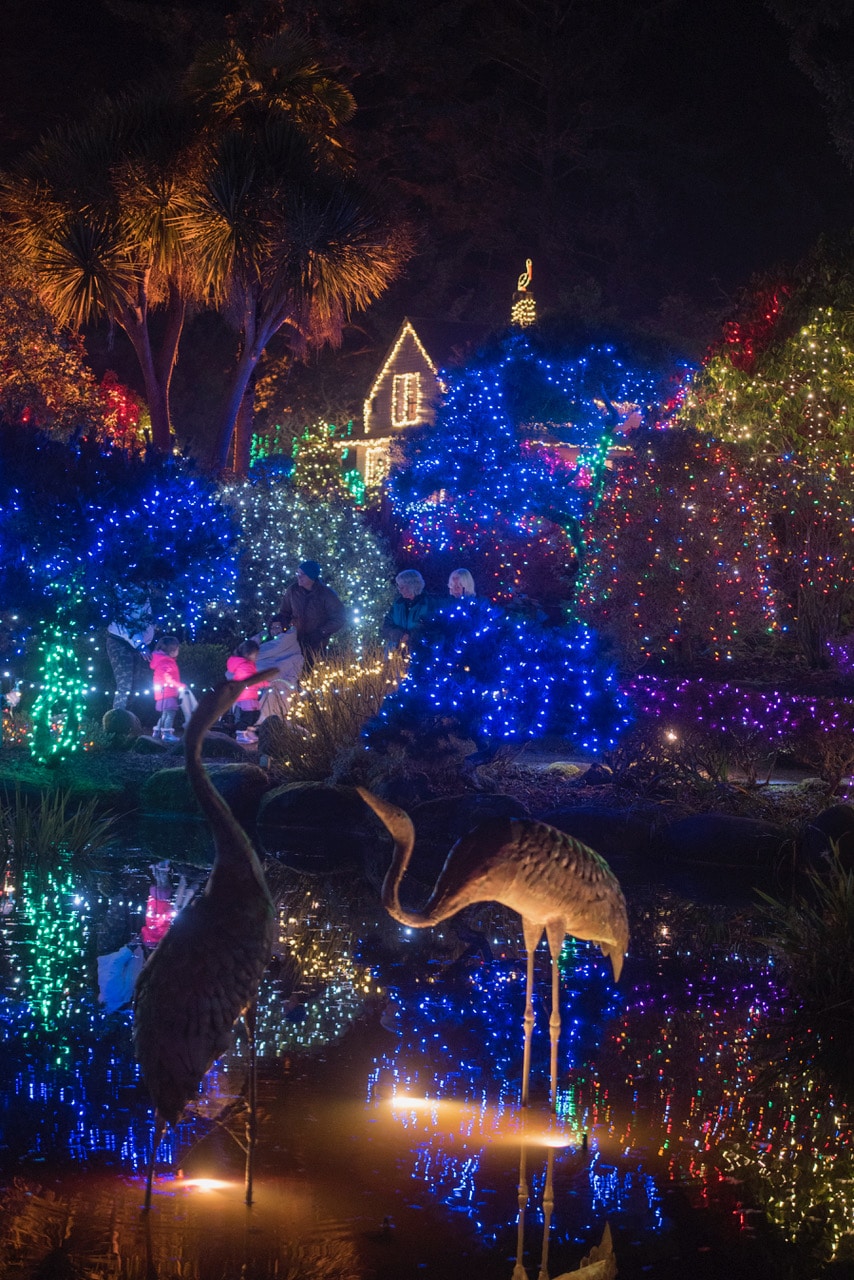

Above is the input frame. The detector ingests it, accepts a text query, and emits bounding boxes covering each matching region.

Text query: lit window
[392,373,421,426]
[366,444,389,487]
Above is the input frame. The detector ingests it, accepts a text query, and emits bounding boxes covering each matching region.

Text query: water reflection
[0,825,852,1276]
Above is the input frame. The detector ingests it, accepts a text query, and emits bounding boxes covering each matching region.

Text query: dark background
[3,0,853,436]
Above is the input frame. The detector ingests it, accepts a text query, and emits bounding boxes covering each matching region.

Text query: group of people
[106,560,348,743]
[107,560,476,744]
[382,567,476,649]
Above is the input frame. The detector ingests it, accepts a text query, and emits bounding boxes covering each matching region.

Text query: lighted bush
[628,677,790,784]
[222,477,394,641]
[365,597,629,760]
[579,430,778,669]
[629,675,854,791]
[785,699,854,792]
[262,644,407,780]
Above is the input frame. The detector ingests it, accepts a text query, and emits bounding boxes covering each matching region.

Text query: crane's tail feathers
[184,670,279,754]
[599,942,625,982]
[356,787,415,850]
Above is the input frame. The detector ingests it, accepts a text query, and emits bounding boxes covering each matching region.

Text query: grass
[0,788,117,875]
[757,850,854,1098]
[264,643,408,781]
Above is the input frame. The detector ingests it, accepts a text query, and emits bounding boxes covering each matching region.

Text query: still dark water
[0,818,851,1279]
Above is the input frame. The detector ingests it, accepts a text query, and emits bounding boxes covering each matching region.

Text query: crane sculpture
[357,789,628,1108]
[134,670,277,1209]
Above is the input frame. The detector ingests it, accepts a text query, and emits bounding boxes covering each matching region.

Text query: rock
[540,805,662,858]
[543,762,585,780]
[140,763,269,823]
[102,708,142,741]
[582,763,614,786]
[660,813,787,866]
[197,731,249,762]
[257,782,372,870]
[131,734,170,755]
[259,781,368,828]
[799,803,854,870]
[373,771,437,808]
[373,792,530,888]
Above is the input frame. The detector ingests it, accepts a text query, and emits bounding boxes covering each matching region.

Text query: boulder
[799,803,854,870]
[373,771,438,809]
[198,731,249,762]
[660,813,787,866]
[257,782,373,870]
[259,781,369,829]
[540,805,663,858]
[140,763,269,823]
[376,792,530,887]
[102,708,142,741]
[131,734,169,756]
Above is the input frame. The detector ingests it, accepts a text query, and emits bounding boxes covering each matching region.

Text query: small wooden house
[353,317,489,485]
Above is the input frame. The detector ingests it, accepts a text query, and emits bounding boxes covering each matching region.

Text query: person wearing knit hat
[298,560,321,582]
[278,559,347,668]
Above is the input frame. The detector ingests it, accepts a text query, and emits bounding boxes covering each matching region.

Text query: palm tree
[184,115,410,472]
[0,91,197,451]
[186,29,357,160]
[181,28,410,473]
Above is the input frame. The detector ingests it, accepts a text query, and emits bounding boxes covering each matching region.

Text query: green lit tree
[291,421,352,501]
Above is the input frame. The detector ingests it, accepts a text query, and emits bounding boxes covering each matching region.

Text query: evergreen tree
[291,420,352,501]
[389,331,659,610]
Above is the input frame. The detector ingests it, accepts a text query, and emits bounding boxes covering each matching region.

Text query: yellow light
[175,1177,236,1193]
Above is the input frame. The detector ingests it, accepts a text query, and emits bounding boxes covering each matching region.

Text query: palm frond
[34,214,139,326]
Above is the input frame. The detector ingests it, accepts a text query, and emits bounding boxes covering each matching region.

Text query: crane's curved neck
[184,677,272,899]
[357,789,436,927]
[382,826,435,927]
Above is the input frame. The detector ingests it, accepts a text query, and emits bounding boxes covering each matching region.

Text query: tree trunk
[212,344,260,472]
[153,281,186,437]
[122,310,173,453]
[232,370,257,477]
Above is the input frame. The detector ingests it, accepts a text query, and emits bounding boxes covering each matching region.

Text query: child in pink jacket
[149,637,182,741]
[226,640,262,741]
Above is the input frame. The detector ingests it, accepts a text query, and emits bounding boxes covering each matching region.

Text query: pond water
[0,817,852,1279]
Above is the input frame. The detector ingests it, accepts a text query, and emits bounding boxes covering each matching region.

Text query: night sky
[2,0,853,356]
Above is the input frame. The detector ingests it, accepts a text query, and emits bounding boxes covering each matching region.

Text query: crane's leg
[544,921,564,1112]
[536,1145,557,1280]
[143,1113,166,1211]
[512,1115,530,1280]
[244,1002,258,1207]
[520,919,543,1107]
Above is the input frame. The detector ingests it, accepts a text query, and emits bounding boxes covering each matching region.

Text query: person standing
[226,639,263,741]
[382,569,434,649]
[149,637,183,741]
[448,568,476,597]
[278,561,346,666]
[106,586,154,710]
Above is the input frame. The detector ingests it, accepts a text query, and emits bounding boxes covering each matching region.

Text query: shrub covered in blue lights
[0,420,239,635]
[364,596,629,757]
[388,331,661,610]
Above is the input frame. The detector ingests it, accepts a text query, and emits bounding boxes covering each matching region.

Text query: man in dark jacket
[382,569,434,648]
[278,561,347,665]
